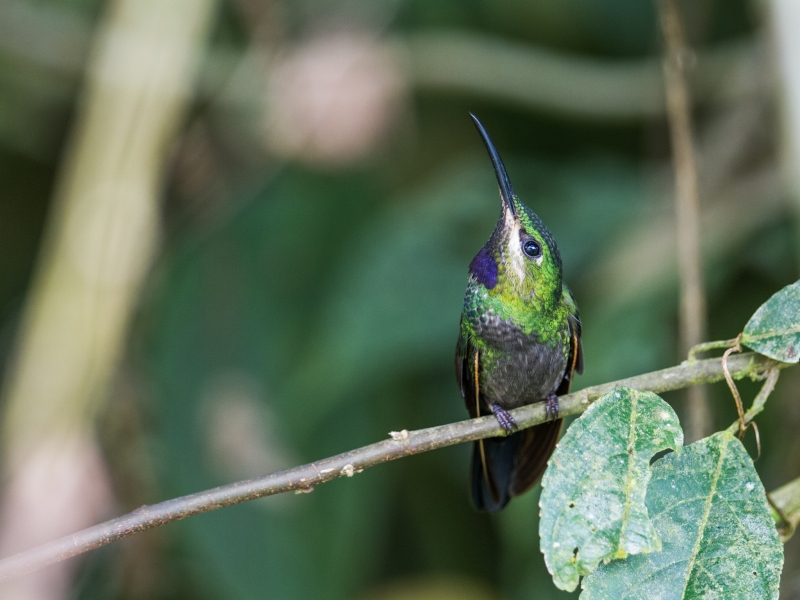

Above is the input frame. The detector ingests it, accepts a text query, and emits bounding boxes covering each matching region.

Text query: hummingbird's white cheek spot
[509,244,526,284]
[504,214,526,284]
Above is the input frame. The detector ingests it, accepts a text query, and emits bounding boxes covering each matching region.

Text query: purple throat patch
[469,247,497,289]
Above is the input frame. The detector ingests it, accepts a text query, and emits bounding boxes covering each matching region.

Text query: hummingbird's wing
[562,284,584,381]
[508,422,562,499]
[455,316,482,418]
[556,313,583,395]
[456,317,505,507]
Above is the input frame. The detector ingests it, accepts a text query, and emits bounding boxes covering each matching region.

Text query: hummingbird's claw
[490,404,517,434]
[545,393,560,420]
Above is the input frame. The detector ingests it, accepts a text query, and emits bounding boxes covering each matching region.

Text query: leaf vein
[617,391,638,546]
[679,435,730,600]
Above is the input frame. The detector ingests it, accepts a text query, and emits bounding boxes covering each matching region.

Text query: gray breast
[474,314,568,410]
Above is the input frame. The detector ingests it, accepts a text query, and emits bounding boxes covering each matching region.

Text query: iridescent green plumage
[455,115,583,511]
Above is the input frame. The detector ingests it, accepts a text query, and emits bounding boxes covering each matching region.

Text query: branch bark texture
[0,352,785,581]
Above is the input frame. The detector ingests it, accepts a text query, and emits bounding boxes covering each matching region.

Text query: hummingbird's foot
[490,404,517,434]
[545,393,560,420]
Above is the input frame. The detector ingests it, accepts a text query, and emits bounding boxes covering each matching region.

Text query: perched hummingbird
[455,114,583,511]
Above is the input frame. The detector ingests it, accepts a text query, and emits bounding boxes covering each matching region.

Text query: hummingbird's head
[468,114,562,309]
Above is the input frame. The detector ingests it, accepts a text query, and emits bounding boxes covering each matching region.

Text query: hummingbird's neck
[465,276,564,338]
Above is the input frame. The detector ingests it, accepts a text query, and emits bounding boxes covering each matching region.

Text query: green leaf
[742,279,800,362]
[539,387,684,592]
[581,431,783,600]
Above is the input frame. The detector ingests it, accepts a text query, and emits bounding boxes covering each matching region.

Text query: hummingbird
[455,114,583,511]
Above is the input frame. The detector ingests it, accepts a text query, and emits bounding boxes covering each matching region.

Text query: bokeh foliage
[1,0,798,598]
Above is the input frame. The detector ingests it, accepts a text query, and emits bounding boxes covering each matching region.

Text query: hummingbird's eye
[522,239,542,258]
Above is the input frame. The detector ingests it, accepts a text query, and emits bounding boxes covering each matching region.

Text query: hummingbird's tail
[470,419,563,512]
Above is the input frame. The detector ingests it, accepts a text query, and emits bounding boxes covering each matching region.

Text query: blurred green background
[1,0,800,598]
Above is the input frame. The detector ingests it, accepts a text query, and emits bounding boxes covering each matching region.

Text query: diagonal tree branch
[0,351,787,581]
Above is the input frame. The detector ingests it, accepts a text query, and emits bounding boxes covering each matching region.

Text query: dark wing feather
[457,318,505,508]
[472,435,519,511]
[569,311,584,376]
[509,421,563,497]
[563,285,584,378]
[455,317,481,418]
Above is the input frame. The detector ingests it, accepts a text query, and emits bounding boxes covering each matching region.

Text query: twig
[0,351,786,581]
[721,334,745,438]
[738,367,780,427]
[719,335,776,461]
[770,475,800,542]
[659,0,711,441]
[767,492,793,541]
[724,366,780,461]
[687,337,739,361]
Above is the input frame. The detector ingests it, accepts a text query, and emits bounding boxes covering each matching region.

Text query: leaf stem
[687,337,740,361]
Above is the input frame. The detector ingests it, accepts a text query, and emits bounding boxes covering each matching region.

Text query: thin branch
[721,335,746,438]
[659,0,711,441]
[728,366,780,433]
[771,475,800,542]
[687,337,739,361]
[0,351,786,581]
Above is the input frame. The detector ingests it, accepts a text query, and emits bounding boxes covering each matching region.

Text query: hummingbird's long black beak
[470,113,516,217]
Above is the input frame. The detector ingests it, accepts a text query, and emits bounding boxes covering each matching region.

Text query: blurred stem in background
[0,0,768,161]
[0,0,216,597]
[770,0,800,263]
[658,0,711,442]
[402,32,764,121]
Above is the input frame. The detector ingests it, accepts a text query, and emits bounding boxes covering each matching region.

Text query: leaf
[742,279,800,362]
[581,431,784,600]
[539,387,684,592]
